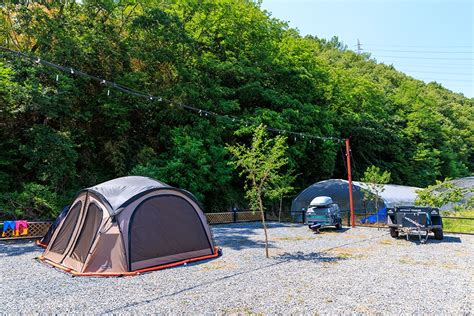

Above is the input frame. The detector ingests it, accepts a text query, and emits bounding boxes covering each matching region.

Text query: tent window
[49,201,82,255]
[70,203,103,263]
[130,195,210,264]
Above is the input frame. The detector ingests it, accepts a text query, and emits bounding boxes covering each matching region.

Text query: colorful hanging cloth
[14,220,28,236]
[2,221,16,238]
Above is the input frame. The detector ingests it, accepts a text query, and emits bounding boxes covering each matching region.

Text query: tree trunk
[278,194,283,222]
[258,195,269,258]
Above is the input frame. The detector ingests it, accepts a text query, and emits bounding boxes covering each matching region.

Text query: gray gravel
[0,222,472,314]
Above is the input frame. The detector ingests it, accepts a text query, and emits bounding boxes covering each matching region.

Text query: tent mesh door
[70,203,103,263]
[49,202,82,255]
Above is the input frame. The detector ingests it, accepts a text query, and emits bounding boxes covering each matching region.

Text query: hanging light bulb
[107,89,110,96]
[55,74,59,82]
[100,80,106,85]
[70,68,74,75]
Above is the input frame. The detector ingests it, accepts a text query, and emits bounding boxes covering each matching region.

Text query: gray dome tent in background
[291,179,420,221]
[439,176,474,210]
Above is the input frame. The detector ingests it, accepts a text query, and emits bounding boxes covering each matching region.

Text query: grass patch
[328,247,369,259]
[442,209,474,233]
[335,252,353,259]
[399,256,459,270]
[272,236,312,241]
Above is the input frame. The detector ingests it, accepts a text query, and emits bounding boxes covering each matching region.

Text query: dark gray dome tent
[291,179,419,219]
[40,176,219,276]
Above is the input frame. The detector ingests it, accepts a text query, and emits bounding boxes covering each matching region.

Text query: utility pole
[345,138,355,227]
[356,39,362,54]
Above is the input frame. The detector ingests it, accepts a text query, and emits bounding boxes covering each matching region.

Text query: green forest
[0,0,473,220]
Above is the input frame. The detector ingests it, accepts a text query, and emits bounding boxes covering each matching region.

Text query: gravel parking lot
[0,222,472,314]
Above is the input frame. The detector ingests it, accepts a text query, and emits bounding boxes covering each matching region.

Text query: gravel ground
[0,222,472,314]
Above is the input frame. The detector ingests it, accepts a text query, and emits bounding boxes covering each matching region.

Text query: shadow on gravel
[0,240,40,257]
[402,235,462,245]
[315,227,351,234]
[212,222,284,250]
[274,251,346,264]
[101,259,288,314]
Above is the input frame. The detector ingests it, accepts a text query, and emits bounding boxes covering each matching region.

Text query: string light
[0,45,343,143]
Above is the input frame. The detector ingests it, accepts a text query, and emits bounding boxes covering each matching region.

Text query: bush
[0,183,66,220]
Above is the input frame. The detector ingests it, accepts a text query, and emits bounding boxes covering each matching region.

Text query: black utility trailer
[387,206,443,243]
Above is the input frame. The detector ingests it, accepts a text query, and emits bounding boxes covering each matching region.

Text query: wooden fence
[206,211,261,224]
[0,211,263,241]
[1,210,471,241]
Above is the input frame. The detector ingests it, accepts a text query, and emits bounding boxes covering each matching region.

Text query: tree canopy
[0,0,472,219]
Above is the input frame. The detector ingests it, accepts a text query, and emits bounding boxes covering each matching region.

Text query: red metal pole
[345,138,355,227]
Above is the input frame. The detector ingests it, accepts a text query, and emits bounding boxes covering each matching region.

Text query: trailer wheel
[390,227,399,238]
[335,223,342,230]
[434,229,444,240]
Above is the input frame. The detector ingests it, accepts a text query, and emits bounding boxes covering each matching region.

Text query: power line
[443,84,474,87]
[374,55,474,61]
[362,44,473,48]
[368,49,473,54]
[0,45,342,143]
[389,63,472,68]
[414,78,473,83]
[395,70,473,76]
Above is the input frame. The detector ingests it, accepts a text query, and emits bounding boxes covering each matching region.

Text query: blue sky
[261,0,473,98]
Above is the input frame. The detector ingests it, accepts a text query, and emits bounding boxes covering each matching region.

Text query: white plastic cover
[309,196,333,206]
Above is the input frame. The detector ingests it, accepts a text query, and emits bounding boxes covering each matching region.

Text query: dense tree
[0,1,472,219]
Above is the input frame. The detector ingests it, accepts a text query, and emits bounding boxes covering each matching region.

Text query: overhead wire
[0,45,342,143]
[394,70,473,75]
[415,78,473,82]
[360,44,473,48]
[373,55,473,61]
[364,49,473,54]
[388,63,472,68]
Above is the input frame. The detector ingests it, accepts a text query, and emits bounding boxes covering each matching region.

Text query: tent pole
[345,138,355,228]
